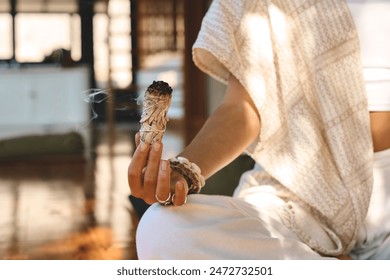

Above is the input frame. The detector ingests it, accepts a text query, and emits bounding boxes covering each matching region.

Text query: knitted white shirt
[193,0,374,256]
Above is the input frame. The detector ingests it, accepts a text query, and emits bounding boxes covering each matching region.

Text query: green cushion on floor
[0,132,84,161]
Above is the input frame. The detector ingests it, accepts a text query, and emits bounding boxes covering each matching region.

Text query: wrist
[169,157,205,194]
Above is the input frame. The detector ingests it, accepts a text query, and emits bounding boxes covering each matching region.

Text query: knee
[136,203,183,259]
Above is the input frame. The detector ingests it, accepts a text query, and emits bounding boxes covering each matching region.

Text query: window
[94,0,132,89]
[137,0,184,67]
[93,13,109,88]
[16,0,78,13]
[0,14,12,60]
[1,0,82,63]
[0,0,10,12]
[15,13,81,62]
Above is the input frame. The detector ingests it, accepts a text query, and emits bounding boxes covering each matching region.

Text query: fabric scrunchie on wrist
[169,157,205,194]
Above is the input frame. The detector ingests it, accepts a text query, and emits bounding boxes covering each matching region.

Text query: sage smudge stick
[139,81,173,144]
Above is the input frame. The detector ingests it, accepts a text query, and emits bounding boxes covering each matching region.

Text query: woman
[128,0,390,259]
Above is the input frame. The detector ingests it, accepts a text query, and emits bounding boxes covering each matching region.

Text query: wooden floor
[0,124,184,260]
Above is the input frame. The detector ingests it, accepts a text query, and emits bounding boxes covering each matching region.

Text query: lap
[136,194,329,259]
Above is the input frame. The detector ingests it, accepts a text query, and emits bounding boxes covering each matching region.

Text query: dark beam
[10,0,16,61]
[183,0,209,144]
[79,0,95,87]
[130,0,139,86]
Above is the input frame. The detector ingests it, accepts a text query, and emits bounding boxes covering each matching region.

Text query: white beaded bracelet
[169,157,205,194]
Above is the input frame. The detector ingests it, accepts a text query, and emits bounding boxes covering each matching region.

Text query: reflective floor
[0,124,184,260]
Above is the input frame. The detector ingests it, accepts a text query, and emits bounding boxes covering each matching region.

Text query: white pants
[349,148,390,259]
[136,149,390,260]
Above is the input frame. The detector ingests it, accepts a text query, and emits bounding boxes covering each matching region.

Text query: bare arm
[370,112,390,152]
[180,74,261,179]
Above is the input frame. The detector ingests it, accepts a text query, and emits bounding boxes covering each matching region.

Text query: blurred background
[0,0,253,260]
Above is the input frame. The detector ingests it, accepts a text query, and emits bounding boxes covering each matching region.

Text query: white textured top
[193,0,374,256]
[348,0,390,111]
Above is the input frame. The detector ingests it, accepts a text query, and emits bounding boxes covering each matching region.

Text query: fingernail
[176,181,184,191]
[161,160,168,171]
[140,141,148,151]
[153,142,161,152]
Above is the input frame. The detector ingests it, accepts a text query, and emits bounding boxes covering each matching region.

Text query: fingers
[128,133,190,207]
[155,160,171,203]
[128,141,150,198]
[171,178,189,207]
[143,142,163,204]
[135,132,140,147]
[155,164,189,207]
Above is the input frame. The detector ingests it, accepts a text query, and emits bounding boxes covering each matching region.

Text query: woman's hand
[127,133,189,206]
[128,75,260,207]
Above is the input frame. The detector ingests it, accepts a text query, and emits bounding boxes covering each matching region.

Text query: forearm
[179,76,261,179]
[370,112,390,152]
